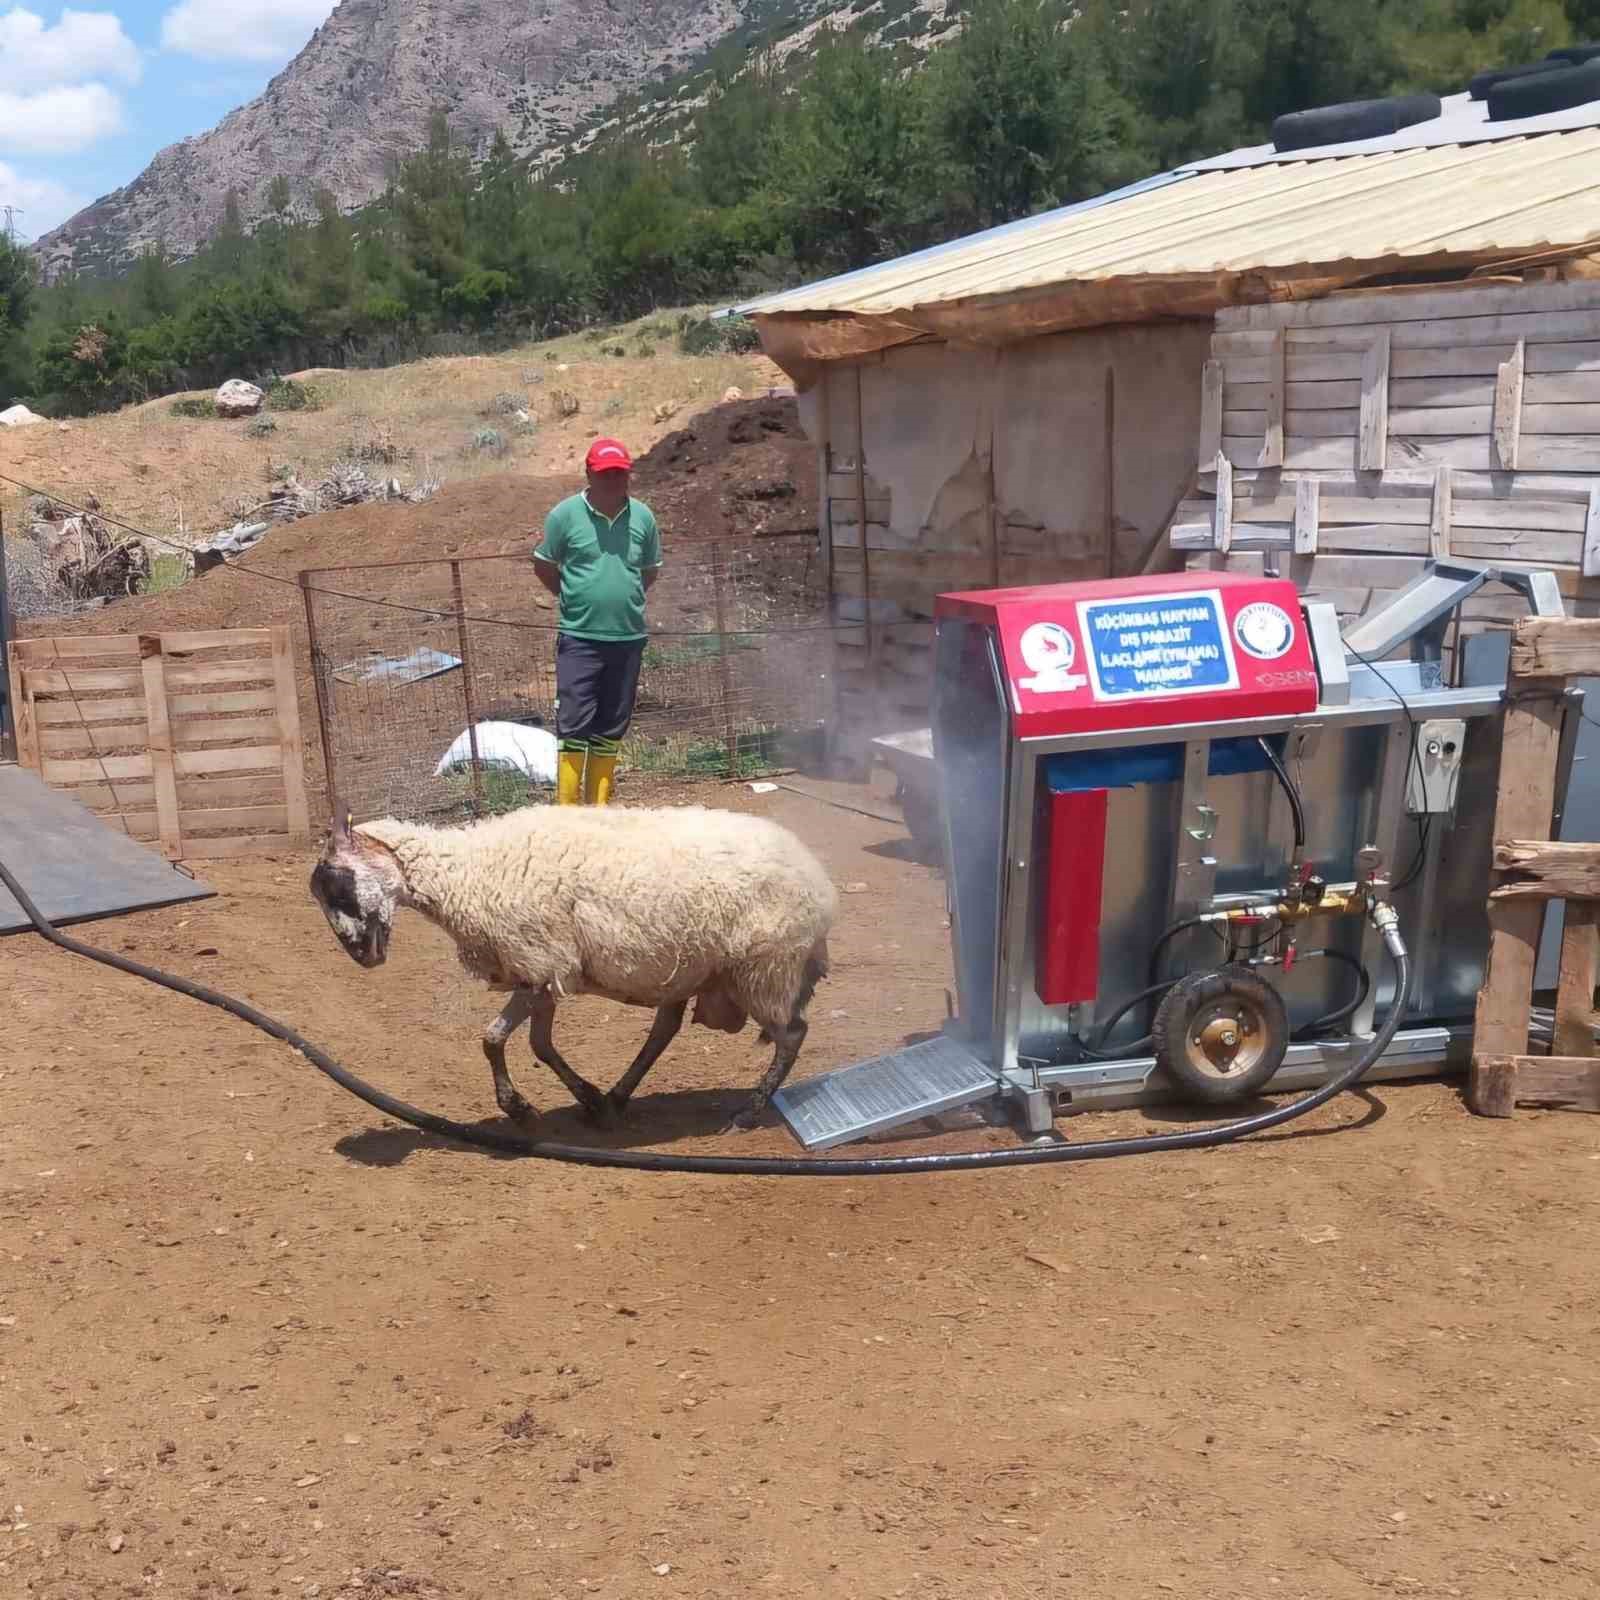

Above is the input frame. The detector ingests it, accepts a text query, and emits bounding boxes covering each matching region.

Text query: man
[533,437,662,806]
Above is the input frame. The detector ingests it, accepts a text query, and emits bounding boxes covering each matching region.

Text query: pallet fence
[1470,614,1600,1118]
[6,625,311,860]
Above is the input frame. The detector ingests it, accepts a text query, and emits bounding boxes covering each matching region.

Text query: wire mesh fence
[301,535,833,822]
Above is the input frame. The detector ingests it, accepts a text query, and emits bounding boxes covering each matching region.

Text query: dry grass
[0,307,788,549]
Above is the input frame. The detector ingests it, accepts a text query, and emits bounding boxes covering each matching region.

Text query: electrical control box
[1405,718,1468,815]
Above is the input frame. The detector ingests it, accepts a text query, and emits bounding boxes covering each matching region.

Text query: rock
[215,380,264,418]
[722,386,744,404]
[193,521,269,574]
[0,403,45,428]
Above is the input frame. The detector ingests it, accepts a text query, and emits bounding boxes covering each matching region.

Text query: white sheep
[309,802,837,1131]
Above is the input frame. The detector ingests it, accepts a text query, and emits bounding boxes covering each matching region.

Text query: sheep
[308,801,837,1132]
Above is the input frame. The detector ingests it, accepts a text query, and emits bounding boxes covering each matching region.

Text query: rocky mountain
[32,0,755,280]
[35,0,962,282]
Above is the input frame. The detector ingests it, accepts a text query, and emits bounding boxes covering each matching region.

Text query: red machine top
[935,571,1320,738]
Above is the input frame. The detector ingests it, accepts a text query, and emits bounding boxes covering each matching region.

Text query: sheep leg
[483,989,539,1123]
[725,1017,808,1134]
[526,988,610,1122]
[604,1001,687,1118]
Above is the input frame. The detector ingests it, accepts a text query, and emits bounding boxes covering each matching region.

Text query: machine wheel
[1152,965,1290,1107]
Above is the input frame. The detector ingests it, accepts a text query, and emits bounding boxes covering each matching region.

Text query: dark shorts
[555,634,645,751]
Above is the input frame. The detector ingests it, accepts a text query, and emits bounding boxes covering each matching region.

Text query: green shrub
[678,315,762,356]
[245,416,278,438]
[265,378,324,412]
[170,396,217,419]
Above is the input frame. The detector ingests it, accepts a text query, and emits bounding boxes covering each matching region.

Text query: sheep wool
[357,804,837,1022]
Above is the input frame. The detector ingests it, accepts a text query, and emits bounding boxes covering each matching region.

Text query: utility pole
[1,206,22,243]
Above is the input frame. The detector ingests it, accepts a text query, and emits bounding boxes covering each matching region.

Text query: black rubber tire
[1153,963,1290,1108]
[1488,57,1600,120]
[1469,61,1565,101]
[1546,43,1600,66]
[1272,92,1441,154]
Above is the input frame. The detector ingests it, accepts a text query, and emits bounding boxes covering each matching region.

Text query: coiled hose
[0,851,1411,1175]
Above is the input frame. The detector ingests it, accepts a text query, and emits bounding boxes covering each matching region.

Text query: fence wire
[301,536,833,822]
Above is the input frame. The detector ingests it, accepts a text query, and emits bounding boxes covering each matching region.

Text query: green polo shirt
[534,492,662,642]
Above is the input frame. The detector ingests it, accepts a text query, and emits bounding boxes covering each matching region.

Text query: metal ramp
[773,1034,998,1150]
[0,765,214,934]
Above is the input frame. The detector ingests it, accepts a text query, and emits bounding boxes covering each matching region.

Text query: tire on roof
[1468,61,1564,101]
[1271,92,1442,154]
[1545,43,1600,66]
[1487,57,1600,120]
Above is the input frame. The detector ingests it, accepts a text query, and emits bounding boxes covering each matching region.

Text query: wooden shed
[737,91,1600,763]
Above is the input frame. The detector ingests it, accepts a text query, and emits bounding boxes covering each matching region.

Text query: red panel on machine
[1038,788,1107,1005]
[936,572,1319,739]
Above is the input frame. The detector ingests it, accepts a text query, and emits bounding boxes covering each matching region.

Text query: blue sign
[1075,589,1239,700]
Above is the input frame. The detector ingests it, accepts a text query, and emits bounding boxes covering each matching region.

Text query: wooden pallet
[1469,616,1600,1117]
[6,626,311,861]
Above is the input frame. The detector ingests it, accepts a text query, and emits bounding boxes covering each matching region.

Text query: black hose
[1147,914,1225,988]
[0,850,1411,1174]
[1291,948,1371,1040]
[1256,735,1307,851]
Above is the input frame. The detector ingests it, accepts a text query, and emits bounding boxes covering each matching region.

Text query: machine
[773,561,1584,1150]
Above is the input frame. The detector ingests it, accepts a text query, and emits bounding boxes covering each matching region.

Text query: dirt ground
[6,773,1600,1600]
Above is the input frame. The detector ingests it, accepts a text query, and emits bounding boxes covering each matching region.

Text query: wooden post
[450,560,485,815]
[1583,486,1600,579]
[298,569,342,821]
[7,640,38,772]
[1359,331,1390,472]
[1429,466,1453,562]
[1213,453,1234,555]
[711,541,740,781]
[1553,901,1599,1059]
[139,634,182,860]
[1103,364,1117,577]
[853,366,873,666]
[1198,359,1223,474]
[1493,338,1525,472]
[0,507,14,763]
[269,623,311,844]
[1292,478,1320,556]
[1258,330,1285,469]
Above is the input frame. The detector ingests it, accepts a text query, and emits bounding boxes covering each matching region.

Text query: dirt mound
[631,394,815,543]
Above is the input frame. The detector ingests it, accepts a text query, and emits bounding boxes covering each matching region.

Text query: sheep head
[309,804,403,969]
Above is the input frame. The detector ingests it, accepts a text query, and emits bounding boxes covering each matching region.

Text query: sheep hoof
[585,1095,624,1128]
[497,1089,538,1124]
[721,1105,766,1135]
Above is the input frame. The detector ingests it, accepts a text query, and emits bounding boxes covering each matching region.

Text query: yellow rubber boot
[585,753,617,806]
[557,749,586,806]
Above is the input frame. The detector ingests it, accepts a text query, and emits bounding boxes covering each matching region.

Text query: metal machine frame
[774,561,1581,1151]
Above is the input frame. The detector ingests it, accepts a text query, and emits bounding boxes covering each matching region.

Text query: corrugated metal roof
[738,95,1600,375]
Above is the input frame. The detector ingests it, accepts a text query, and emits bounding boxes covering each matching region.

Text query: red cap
[585,437,632,472]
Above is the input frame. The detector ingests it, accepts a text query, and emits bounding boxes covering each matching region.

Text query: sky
[0,0,337,242]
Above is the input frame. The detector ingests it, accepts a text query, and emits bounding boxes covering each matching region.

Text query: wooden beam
[1214,452,1233,554]
[1493,337,1526,471]
[1292,478,1320,556]
[1585,486,1600,580]
[1554,901,1599,1058]
[1103,364,1116,576]
[1510,615,1600,678]
[1470,635,1566,1110]
[139,635,183,861]
[269,624,310,845]
[1490,840,1600,900]
[1359,331,1390,471]
[1472,1056,1600,1116]
[1198,359,1223,475]
[1429,466,1452,561]
[1258,330,1285,468]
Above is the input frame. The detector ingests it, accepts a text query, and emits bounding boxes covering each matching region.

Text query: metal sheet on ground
[0,765,214,935]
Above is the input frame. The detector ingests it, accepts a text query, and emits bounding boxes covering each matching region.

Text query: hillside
[31,0,748,280]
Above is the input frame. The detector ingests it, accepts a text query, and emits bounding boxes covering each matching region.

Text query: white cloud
[0,161,87,238]
[161,0,336,64]
[0,83,125,155]
[0,7,142,87]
